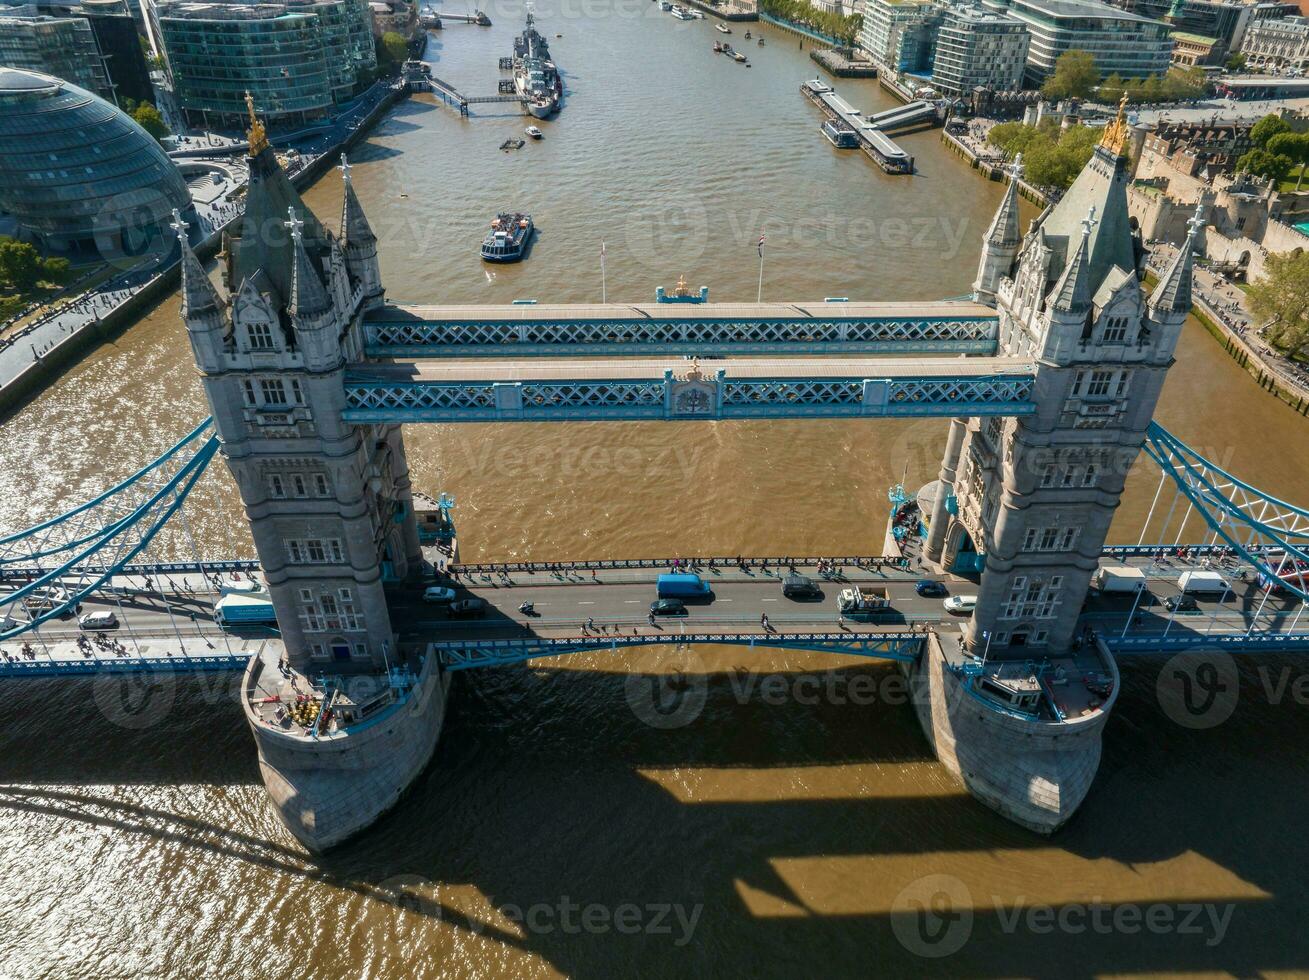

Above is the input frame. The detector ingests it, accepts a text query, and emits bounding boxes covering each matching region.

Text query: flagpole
[756,237,765,303]
[600,240,607,304]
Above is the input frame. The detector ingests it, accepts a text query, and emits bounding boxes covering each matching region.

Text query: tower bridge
[9,97,1309,851]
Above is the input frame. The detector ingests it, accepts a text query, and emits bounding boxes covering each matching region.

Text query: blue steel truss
[1143,421,1309,603]
[1105,632,1309,654]
[0,420,215,568]
[0,653,249,678]
[434,632,925,670]
[364,313,999,358]
[0,428,220,641]
[342,372,1037,423]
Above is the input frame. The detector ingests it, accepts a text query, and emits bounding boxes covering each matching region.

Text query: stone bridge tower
[179,103,421,673]
[928,101,1198,656]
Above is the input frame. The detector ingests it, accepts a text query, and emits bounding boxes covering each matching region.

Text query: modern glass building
[0,12,111,96]
[156,0,375,128]
[932,5,1031,95]
[0,67,192,255]
[982,0,1174,82]
[858,0,944,72]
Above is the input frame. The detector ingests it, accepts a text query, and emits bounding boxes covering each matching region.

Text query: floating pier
[801,78,938,174]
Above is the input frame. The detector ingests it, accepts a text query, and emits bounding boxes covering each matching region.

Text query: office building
[932,5,1031,95]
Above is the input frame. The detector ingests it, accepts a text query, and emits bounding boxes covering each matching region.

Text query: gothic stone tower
[179,107,421,673]
[931,103,1197,656]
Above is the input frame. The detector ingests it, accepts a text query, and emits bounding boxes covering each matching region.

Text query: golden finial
[1099,92,1130,157]
[245,91,268,157]
[675,273,689,296]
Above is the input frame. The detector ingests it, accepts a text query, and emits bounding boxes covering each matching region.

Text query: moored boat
[525,125,543,139]
[715,22,730,33]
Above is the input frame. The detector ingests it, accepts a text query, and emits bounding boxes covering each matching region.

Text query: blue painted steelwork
[343,372,1037,423]
[0,420,215,568]
[364,313,999,358]
[435,632,925,670]
[0,560,261,581]
[0,435,220,641]
[1143,422,1309,603]
[0,653,250,678]
[1105,632,1309,653]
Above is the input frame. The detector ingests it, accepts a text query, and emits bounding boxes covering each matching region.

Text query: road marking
[578,601,596,605]
[719,598,733,602]
[761,598,777,602]
[623,600,640,604]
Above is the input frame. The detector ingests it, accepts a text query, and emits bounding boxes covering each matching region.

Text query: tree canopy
[0,238,69,293]
[131,103,169,142]
[1236,147,1294,183]
[1041,50,1098,101]
[1267,131,1309,189]
[1251,114,1292,149]
[987,119,1099,190]
[758,0,861,44]
[378,31,409,71]
[1247,251,1309,360]
[1097,67,1207,104]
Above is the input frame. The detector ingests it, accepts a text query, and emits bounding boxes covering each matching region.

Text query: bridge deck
[348,355,1035,383]
[370,300,996,324]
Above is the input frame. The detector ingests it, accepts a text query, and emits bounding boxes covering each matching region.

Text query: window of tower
[246,321,275,351]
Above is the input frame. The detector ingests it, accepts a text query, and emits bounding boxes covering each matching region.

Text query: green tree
[0,239,42,291]
[378,31,409,71]
[1267,131,1309,189]
[1251,114,1292,149]
[131,103,169,142]
[1042,50,1098,102]
[40,256,69,283]
[986,119,1098,190]
[1226,53,1247,72]
[1237,147,1294,183]
[1248,251,1309,359]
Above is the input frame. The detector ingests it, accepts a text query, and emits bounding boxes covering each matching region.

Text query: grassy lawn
[1277,167,1309,194]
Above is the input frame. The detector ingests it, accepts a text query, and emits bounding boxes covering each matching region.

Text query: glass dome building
[0,67,193,258]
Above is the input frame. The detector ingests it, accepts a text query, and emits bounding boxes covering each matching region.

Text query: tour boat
[481,212,534,262]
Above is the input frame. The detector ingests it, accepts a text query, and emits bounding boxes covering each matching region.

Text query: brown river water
[2,3,1309,977]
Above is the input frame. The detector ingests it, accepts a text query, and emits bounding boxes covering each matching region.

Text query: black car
[782,573,821,600]
[915,580,948,598]
[1164,594,1199,612]
[650,598,686,616]
[449,598,487,618]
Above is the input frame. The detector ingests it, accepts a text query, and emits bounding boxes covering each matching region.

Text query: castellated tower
[933,101,1197,656]
[178,106,420,674]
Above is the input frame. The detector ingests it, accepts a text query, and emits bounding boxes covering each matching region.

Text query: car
[915,579,948,598]
[1164,594,1199,612]
[782,573,821,600]
[650,598,686,616]
[78,611,118,630]
[943,595,978,614]
[449,598,486,618]
[422,586,457,603]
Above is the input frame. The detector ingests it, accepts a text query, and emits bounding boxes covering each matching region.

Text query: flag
[757,234,765,257]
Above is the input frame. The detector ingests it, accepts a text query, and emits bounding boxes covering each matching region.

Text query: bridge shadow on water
[3,655,1309,975]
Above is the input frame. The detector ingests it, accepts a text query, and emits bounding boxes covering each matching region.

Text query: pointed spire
[338,154,376,247]
[171,209,221,316]
[285,206,331,318]
[1151,203,1203,316]
[1049,205,1096,314]
[986,153,1023,249]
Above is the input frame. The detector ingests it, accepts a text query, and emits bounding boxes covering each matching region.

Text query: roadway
[3,559,1307,665]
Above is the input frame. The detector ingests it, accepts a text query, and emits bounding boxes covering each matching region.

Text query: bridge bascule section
[8,100,1309,848]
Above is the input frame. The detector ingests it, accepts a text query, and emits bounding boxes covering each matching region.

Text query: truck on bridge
[214,593,277,629]
[837,586,891,616]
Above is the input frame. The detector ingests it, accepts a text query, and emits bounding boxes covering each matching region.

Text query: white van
[1177,570,1230,595]
[78,611,118,630]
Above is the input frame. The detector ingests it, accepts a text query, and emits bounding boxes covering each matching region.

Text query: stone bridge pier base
[905,630,1120,833]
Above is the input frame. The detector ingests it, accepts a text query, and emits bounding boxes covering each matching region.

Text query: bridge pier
[908,630,1117,833]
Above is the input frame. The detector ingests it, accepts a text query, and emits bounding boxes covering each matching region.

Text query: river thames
[2,2,1309,977]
